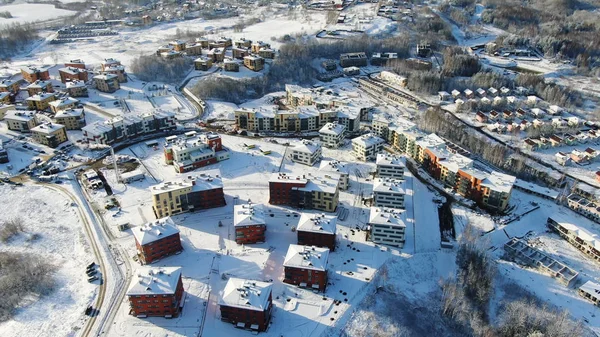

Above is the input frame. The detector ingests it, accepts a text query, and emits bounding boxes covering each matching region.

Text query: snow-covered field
[0,4,75,27]
[0,183,94,337]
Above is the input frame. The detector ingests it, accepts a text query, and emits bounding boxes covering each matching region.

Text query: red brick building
[268,173,308,206]
[233,203,266,244]
[132,217,183,264]
[126,266,184,318]
[65,59,86,69]
[58,67,89,83]
[21,66,50,83]
[219,278,273,332]
[283,244,330,292]
[296,213,337,251]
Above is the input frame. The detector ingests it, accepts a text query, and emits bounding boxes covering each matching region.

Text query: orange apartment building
[59,67,89,83]
[26,80,53,96]
[21,66,50,83]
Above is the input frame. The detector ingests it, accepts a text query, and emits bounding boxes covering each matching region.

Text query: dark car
[88,276,99,282]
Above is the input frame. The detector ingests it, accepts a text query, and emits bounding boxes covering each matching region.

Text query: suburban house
[132,217,183,265]
[126,266,184,318]
[296,212,337,251]
[66,80,88,97]
[289,139,322,166]
[268,172,339,212]
[368,207,406,248]
[351,133,385,161]
[30,123,68,148]
[319,122,346,148]
[219,278,273,332]
[163,132,229,173]
[58,67,89,83]
[283,244,330,291]
[150,170,226,218]
[82,110,176,145]
[53,108,86,130]
[4,110,37,132]
[21,66,50,82]
[376,153,405,179]
[233,202,267,244]
[26,92,56,110]
[194,57,213,71]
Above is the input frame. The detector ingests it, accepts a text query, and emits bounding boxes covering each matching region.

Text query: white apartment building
[351,133,385,161]
[373,178,405,209]
[319,122,346,148]
[368,207,406,248]
[290,139,322,166]
[376,153,405,179]
[318,160,350,190]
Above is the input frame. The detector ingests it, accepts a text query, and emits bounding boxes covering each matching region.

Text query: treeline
[191,34,411,103]
[0,23,38,60]
[130,55,193,84]
[442,47,480,77]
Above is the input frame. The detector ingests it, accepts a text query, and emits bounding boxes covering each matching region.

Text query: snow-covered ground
[0,183,95,337]
[0,4,76,27]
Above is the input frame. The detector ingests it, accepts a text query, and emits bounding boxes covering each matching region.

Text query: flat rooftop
[233,203,266,227]
[376,153,405,168]
[150,170,223,195]
[352,133,385,148]
[296,212,337,235]
[132,216,180,245]
[368,207,406,228]
[283,244,329,271]
[373,178,405,194]
[320,122,346,136]
[126,266,182,296]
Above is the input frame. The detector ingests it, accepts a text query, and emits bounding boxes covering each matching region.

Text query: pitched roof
[132,216,180,245]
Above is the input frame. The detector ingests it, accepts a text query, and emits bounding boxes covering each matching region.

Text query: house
[208,48,225,62]
[463,89,474,99]
[296,212,337,251]
[58,67,89,83]
[268,173,339,212]
[376,153,405,179]
[579,281,600,306]
[576,132,589,144]
[567,116,580,127]
[516,109,527,119]
[26,80,53,96]
[219,278,273,332]
[507,96,519,105]
[524,138,539,151]
[476,88,486,97]
[251,41,270,53]
[150,170,226,218]
[555,152,570,166]
[66,80,88,97]
[169,40,186,51]
[564,134,577,145]
[438,91,450,101]
[549,135,563,147]
[163,133,228,173]
[26,92,56,110]
[232,47,249,60]
[258,48,275,59]
[351,133,385,161]
[319,122,345,148]
[243,55,264,72]
[54,108,86,130]
[451,89,461,99]
[500,86,511,96]
[194,57,213,71]
[160,50,182,59]
[49,97,78,113]
[223,59,240,72]
[94,74,120,93]
[373,178,405,209]
[283,244,329,291]
[21,66,50,82]
[493,96,504,106]
[533,119,545,128]
[233,203,266,244]
[4,110,37,132]
[489,110,499,120]
[585,148,598,161]
[548,105,563,115]
[0,79,20,94]
[368,207,406,248]
[31,123,68,148]
[234,38,252,49]
[480,97,491,106]
[126,266,184,318]
[82,110,176,145]
[318,160,350,190]
[195,37,209,49]
[184,42,203,55]
[502,110,513,120]
[570,149,589,164]
[100,58,121,71]
[488,87,498,96]
[339,52,368,67]
[530,108,546,119]
[132,217,182,265]
[290,139,322,166]
[527,95,541,106]
[547,215,600,262]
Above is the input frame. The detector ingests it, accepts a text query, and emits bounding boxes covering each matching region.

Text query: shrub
[0,217,24,243]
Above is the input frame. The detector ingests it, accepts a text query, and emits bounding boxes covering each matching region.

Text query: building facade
[373,178,405,209]
[31,123,68,148]
[94,74,120,93]
[296,212,336,251]
[132,217,183,265]
[547,215,600,263]
[352,133,385,161]
[82,110,176,145]
[126,266,184,318]
[268,173,339,212]
[319,122,345,148]
[368,207,406,248]
[4,110,37,132]
[290,139,322,166]
[283,244,329,291]
[219,278,273,332]
[233,203,267,244]
[376,153,405,179]
[53,108,86,130]
[163,132,229,173]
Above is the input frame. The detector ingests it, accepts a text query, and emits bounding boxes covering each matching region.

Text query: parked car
[88,276,99,282]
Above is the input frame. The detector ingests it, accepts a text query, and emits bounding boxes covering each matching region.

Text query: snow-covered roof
[291,139,321,154]
[514,178,559,199]
[59,67,87,75]
[127,266,182,296]
[480,171,516,194]
[283,244,329,271]
[548,214,600,250]
[318,160,349,175]
[299,173,340,194]
[296,212,337,235]
[233,203,266,228]
[373,178,405,194]
[132,216,180,245]
[376,153,405,168]
[54,108,84,118]
[579,280,600,296]
[0,79,18,87]
[26,80,51,88]
[31,123,64,134]
[66,80,86,88]
[352,133,385,147]
[49,97,78,108]
[319,122,345,136]
[93,73,118,81]
[416,133,445,149]
[368,207,406,228]
[219,278,272,312]
[437,152,473,173]
[26,92,55,101]
[269,173,308,184]
[21,65,49,74]
[150,170,223,195]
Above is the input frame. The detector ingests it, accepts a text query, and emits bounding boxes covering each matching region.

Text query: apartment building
[340,52,367,67]
[296,212,337,251]
[0,92,9,104]
[566,193,600,223]
[268,173,339,212]
[132,217,183,265]
[163,132,229,173]
[290,139,322,166]
[547,215,600,262]
[194,57,213,71]
[243,55,265,71]
[251,41,270,53]
[504,238,578,286]
[150,170,226,218]
[318,160,349,190]
[0,79,20,94]
[219,278,273,332]
[0,104,15,119]
[258,48,275,59]
[101,58,127,82]
[358,77,419,108]
[376,153,405,179]
[373,178,405,209]
[368,207,406,248]
[49,97,78,113]
[352,133,385,161]
[223,59,240,72]
[26,80,53,96]
[579,281,600,306]
[82,110,176,145]
[207,48,225,62]
[65,59,86,69]
[53,108,86,130]
[233,203,266,244]
[21,66,50,82]
[101,58,121,71]
[31,123,68,148]
[126,266,184,318]
[66,80,88,97]
[234,38,253,49]
[58,67,89,83]
[4,110,37,132]
[26,92,56,110]
[94,74,120,93]
[319,122,345,148]
[283,244,329,291]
